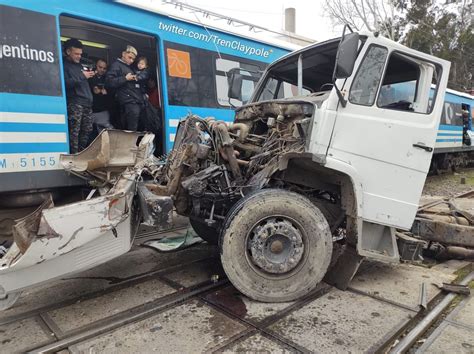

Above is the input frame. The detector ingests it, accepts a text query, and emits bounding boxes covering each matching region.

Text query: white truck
[0,29,450,309]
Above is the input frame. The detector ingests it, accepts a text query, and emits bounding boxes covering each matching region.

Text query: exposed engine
[152,101,316,230]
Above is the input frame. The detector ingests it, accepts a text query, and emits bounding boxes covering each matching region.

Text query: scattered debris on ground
[422,168,474,197]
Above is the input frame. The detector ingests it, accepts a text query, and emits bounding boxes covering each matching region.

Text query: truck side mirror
[227,68,243,101]
[334,32,360,79]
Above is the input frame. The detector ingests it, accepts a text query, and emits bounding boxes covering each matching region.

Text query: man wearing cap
[105,45,144,131]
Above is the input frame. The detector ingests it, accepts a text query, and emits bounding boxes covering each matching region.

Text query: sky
[126,0,341,43]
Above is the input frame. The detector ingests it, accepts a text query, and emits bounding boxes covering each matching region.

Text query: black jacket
[135,68,150,95]
[89,75,112,113]
[63,59,93,107]
[106,59,144,105]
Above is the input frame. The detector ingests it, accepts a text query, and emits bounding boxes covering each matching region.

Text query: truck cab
[249,31,449,254]
[157,30,450,301]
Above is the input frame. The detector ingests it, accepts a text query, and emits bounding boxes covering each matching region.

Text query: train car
[0,0,293,208]
[432,88,474,173]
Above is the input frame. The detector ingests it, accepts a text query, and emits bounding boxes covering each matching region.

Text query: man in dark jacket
[106,45,144,131]
[89,59,113,141]
[63,38,94,153]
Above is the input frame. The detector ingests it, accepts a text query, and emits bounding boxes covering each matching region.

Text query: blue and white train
[0,0,293,207]
[432,88,474,173]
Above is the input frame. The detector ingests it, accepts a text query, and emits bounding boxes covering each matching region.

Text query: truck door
[328,41,449,229]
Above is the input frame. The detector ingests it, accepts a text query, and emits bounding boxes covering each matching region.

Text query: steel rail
[28,279,228,353]
[389,271,474,354]
[0,254,217,326]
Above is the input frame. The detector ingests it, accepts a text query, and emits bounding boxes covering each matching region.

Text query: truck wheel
[189,218,219,245]
[220,189,333,302]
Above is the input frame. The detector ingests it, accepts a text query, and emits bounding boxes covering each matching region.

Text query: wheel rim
[247,217,305,275]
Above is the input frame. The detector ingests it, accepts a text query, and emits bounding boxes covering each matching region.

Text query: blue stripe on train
[0,123,67,133]
[438,124,463,131]
[435,138,463,143]
[0,93,66,115]
[437,132,463,136]
[0,143,69,154]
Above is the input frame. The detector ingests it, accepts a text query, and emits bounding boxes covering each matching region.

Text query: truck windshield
[254,38,342,102]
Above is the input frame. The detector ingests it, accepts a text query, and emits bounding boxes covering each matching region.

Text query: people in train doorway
[462,109,471,146]
[63,38,94,154]
[135,56,150,99]
[88,58,114,142]
[105,45,144,131]
[147,78,160,110]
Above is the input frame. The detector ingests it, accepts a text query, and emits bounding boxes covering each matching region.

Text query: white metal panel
[0,112,66,124]
[0,179,136,295]
[0,132,67,143]
[326,37,450,229]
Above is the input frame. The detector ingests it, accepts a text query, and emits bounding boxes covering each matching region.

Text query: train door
[461,103,472,146]
[59,16,165,154]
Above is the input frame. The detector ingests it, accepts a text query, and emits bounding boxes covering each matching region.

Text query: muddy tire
[190,218,219,245]
[220,189,333,302]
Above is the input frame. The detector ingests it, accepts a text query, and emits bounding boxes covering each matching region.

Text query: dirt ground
[422,168,474,197]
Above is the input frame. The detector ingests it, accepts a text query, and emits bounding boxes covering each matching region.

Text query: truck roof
[269,31,451,71]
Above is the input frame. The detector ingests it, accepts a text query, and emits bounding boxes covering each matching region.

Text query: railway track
[25,272,334,353]
[20,263,471,353]
[1,213,472,352]
[31,279,229,353]
[0,253,214,327]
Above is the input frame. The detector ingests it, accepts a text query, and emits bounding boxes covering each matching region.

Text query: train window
[215,58,260,107]
[165,42,216,108]
[349,45,388,106]
[442,101,463,125]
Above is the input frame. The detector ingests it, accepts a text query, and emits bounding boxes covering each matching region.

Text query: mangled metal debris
[0,130,171,309]
[397,192,474,261]
[153,101,316,228]
[412,193,474,248]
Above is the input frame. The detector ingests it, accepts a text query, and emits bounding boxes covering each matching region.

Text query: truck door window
[378,80,417,109]
[377,52,439,114]
[377,53,419,111]
[349,45,388,106]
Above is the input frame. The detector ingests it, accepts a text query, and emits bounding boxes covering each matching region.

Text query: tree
[323,0,402,40]
[324,0,473,91]
[399,0,473,91]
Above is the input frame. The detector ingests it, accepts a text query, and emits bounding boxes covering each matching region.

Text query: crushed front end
[153,100,318,240]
